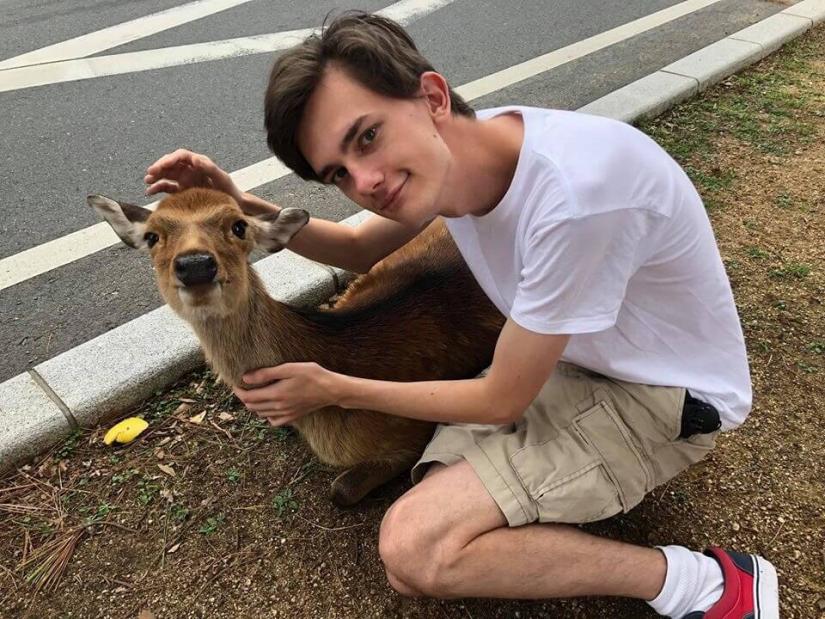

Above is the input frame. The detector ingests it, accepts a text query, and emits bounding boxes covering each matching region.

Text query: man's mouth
[380,175,407,213]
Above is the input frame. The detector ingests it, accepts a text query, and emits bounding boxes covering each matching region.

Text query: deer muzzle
[174,253,218,287]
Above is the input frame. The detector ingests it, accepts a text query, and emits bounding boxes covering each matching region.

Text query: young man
[145,12,778,618]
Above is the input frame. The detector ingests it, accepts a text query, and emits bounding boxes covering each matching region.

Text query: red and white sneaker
[682,547,779,618]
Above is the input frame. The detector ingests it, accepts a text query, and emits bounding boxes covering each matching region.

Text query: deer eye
[144,232,159,248]
[231,220,247,239]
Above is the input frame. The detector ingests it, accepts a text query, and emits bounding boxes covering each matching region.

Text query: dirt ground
[1,24,824,619]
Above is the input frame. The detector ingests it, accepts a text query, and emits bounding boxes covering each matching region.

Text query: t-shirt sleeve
[511,208,656,335]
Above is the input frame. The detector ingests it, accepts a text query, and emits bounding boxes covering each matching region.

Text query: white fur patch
[87,195,148,249]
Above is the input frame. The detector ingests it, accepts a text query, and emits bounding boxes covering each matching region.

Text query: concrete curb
[2,0,824,475]
[579,1,823,120]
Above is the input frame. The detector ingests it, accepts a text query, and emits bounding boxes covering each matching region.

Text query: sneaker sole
[753,554,779,618]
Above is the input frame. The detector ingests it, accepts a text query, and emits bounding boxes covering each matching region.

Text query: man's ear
[419,71,452,121]
[87,195,152,250]
[253,208,310,253]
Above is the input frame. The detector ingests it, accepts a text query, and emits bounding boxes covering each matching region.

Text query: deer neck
[184,270,320,387]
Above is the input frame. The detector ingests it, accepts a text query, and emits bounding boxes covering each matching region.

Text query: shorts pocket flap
[575,401,652,512]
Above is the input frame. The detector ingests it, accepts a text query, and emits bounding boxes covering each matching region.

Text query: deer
[88,188,504,506]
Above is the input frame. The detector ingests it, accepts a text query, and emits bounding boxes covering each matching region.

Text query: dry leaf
[155,448,165,460]
[188,411,206,425]
[157,436,172,447]
[173,403,191,418]
[157,464,176,477]
[218,412,235,422]
[166,543,181,554]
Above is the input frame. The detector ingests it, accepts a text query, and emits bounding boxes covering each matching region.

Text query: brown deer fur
[89,188,504,505]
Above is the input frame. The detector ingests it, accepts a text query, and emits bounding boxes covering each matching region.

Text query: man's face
[297,66,453,227]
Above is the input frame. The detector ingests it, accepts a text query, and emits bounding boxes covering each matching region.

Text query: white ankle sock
[647,545,725,618]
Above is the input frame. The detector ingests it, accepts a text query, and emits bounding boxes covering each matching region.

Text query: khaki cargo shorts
[411,362,718,527]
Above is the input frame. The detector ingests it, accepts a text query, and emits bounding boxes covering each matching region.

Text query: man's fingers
[233,383,283,406]
[243,365,289,384]
[146,149,196,177]
[191,153,216,174]
[145,180,181,196]
[146,151,183,176]
[263,412,297,427]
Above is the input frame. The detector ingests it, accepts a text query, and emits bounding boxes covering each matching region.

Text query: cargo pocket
[574,398,654,514]
[508,393,654,524]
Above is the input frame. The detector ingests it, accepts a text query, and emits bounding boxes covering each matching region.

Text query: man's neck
[441,111,524,218]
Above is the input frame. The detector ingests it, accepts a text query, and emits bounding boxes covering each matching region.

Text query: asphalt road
[0,0,791,382]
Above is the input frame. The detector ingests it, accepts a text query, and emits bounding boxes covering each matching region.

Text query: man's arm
[334,320,569,424]
[238,319,569,426]
[240,191,422,274]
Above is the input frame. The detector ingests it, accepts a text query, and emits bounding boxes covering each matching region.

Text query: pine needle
[17,526,85,594]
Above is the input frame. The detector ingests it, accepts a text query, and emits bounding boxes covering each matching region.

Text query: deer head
[88,188,309,320]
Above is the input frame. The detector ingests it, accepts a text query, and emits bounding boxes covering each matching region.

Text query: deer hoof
[329,469,368,507]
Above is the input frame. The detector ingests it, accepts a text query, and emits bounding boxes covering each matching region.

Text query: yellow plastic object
[103,417,149,445]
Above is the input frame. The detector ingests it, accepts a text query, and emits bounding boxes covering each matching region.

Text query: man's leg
[379,459,666,600]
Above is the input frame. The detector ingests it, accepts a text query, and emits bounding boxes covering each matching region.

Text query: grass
[806,341,825,355]
[769,263,812,279]
[745,245,770,260]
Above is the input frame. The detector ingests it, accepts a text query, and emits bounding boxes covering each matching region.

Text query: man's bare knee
[379,488,466,598]
[379,492,429,580]
[385,569,424,597]
[380,460,508,597]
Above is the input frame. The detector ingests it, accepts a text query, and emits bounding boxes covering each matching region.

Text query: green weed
[272,488,299,517]
[198,514,225,535]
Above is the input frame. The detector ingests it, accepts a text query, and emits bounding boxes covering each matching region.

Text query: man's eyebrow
[318,114,367,181]
[341,115,367,152]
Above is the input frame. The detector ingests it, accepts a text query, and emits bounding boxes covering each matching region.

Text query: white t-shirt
[445,106,751,429]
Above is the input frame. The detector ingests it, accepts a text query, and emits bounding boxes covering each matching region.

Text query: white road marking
[0,0,724,291]
[0,0,258,70]
[0,31,312,93]
[0,0,456,93]
[456,0,725,101]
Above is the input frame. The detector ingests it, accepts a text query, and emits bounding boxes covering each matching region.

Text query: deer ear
[253,208,310,253]
[87,195,152,250]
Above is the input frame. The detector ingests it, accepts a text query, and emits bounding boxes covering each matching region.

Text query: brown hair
[263,11,474,181]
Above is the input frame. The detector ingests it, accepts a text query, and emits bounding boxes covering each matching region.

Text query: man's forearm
[238,192,372,273]
[335,374,516,425]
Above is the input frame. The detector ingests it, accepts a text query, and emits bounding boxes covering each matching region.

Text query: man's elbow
[484,401,525,426]
[347,242,380,274]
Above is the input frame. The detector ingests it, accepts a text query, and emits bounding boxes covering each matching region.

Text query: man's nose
[350,164,383,196]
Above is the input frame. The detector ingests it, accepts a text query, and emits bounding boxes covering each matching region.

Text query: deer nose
[174,253,217,286]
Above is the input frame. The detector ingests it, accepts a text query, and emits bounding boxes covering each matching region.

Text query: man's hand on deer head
[144,149,242,203]
[234,362,341,427]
